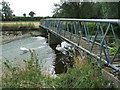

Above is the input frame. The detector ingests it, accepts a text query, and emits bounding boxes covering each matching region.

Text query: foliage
[29,11,36,17]
[2,50,43,88]
[23,13,26,17]
[1,0,13,19]
[109,47,120,55]
[53,2,81,18]
[2,50,108,88]
[54,60,107,88]
[101,2,119,19]
[53,2,119,19]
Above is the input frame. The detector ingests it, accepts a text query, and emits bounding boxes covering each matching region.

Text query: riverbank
[0,34,31,45]
[1,34,119,88]
[2,51,110,88]
[1,21,39,45]
[1,32,109,88]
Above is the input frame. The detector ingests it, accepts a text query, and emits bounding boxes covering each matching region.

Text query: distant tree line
[52,2,120,19]
[1,1,50,21]
[2,17,46,21]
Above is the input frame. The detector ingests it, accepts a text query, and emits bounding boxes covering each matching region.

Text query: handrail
[41,18,120,24]
[40,18,120,73]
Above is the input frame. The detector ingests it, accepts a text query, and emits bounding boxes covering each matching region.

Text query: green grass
[2,50,108,88]
[54,60,107,88]
[2,24,36,29]
[2,21,39,30]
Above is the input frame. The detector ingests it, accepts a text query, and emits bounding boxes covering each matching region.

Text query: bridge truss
[40,18,120,74]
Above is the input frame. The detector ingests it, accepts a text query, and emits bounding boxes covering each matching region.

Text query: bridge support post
[48,32,62,45]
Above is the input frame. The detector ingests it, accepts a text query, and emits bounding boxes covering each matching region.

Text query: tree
[13,14,15,17]
[101,2,119,19]
[29,11,35,17]
[1,0,13,19]
[53,2,119,19]
[23,13,26,17]
[53,2,81,18]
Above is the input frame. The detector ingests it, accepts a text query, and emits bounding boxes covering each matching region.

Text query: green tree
[53,2,119,19]
[53,2,81,18]
[101,2,119,19]
[13,14,15,17]
[52,4,61,17]
[29,11,35,17]
[80,2,95,18]
[23,13,26,17]
[1,0,13,19]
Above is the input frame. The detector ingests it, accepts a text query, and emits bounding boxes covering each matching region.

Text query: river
[0,36,57,76]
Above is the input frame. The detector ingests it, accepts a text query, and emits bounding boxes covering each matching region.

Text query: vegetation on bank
[2,21,40,30]
[2,50,110,88]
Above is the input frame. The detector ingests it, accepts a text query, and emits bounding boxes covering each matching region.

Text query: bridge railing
[40,18,120,73]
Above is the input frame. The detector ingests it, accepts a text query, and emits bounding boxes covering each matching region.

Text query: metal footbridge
[40,18,120,74]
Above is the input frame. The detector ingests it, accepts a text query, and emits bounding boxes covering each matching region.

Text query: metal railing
[40,18,120,73]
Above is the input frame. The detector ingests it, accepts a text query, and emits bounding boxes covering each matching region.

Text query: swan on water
[20,47,29,53]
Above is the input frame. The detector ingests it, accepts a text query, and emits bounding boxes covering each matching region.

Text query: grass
[2,21,40,29]
[2,50,109,88]
[54,62,106,88]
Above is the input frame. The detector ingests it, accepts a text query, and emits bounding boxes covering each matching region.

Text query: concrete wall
[39,26,62,45]
[48,32,62,45]
[39,26,48,37]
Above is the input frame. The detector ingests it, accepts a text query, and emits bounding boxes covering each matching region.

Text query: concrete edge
[101,69,120,88]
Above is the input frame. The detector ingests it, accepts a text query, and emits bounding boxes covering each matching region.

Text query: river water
[0,36,57,76]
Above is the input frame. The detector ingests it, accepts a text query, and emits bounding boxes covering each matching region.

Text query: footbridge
[39,18,120,74]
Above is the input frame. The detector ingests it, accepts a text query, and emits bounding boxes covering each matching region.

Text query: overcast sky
[4,0,60,17]
[2,0,119,17]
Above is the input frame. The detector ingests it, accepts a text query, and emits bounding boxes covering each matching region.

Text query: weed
[2,50,108,88]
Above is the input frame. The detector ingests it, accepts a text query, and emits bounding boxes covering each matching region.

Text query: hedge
[2,16,50,21]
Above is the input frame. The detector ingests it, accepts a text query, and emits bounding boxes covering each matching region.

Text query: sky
[3,0,60,17]
[2,0,119,17]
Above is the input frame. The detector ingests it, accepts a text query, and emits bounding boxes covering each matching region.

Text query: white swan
[20,47,29,53]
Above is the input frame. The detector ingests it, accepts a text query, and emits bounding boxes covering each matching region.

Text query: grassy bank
[2,50,109,88]
[2,21,40,30]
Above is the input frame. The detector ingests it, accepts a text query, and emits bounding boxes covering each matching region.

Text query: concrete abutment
[48,32,62,45]
[39,26,62,45]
